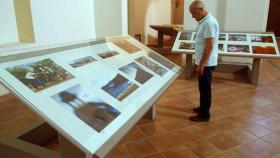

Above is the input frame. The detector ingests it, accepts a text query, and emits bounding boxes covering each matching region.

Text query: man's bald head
[189,0,208,21]
[190,0,206,11]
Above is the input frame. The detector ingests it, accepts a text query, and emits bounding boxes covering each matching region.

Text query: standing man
[189,0,219,122]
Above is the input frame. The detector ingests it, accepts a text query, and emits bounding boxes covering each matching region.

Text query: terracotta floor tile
[225,145,261,158]
[157,118,191,131]
[119,127,146,144]
[262,132,280,148]
[141,153,165,158]
[185,139,221,158]
[223,128,258,144]
[208,133,240,151]
[172,126,203,144]
[242,139,280,158]
[125,139,157,158]
[161,146,199,158]
[244,124,273,137]
[148,133,183,151]
[139,122,168,137]
[209,153,231,158]
[106,145,131,158]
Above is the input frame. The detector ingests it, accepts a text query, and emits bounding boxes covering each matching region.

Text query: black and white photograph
[228,34,247,41]
[69,56,97,68]
[119,62,153,84]
[148,52,175,69]
[52,85,120,132]
[98,51,119,59]
[179,32,193,40]
[136,56,168,76]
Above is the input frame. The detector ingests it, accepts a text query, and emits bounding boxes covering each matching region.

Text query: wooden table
[150,25,183,48]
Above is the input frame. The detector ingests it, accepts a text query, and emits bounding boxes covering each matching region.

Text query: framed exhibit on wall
[0,35,181,157]
[172,31,280,58]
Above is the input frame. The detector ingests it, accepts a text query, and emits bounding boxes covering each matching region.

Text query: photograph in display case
[98,51,119,59]
[179,42,195,50]
[228,34,247,41]
[101,74,139,101]
[252,46,276,55]
[7,59,74,92]
[52,84,120,132]
[119,62,153,84]
[227,44,250,53]
[148,52,176,69]
[179,32,193,40]
[113,40,141,54]
[136,56,168,76]
[218,44,224,52]
[251,35,273,43]
[219,34,226,41]
[69,56,97,68]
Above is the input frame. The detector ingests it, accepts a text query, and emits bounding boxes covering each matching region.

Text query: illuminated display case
[0,35,181,158]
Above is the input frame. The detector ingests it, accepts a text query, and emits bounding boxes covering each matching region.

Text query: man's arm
[196,38,214,76]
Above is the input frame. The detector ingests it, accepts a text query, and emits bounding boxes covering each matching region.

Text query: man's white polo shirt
[195,13,219,66]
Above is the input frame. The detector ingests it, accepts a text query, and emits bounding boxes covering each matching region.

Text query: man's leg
[190,66,214,121]
[199,67,213,118]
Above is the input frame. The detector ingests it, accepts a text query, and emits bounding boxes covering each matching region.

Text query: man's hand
[196,65,204,76]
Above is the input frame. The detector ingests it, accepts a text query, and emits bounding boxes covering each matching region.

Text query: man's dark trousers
[198,66,215,118]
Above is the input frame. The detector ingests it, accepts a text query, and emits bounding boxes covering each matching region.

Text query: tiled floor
[1,54,280,158]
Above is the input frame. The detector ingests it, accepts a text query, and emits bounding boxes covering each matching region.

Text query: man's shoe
[189,115,210,122]
[193,107,200,113]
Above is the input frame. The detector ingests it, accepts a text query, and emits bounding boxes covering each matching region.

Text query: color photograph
[252,46,276,55]
[52,85,120,132]
[148,52,175,69]
[218,44,224,52]
[251,35,273,43]
[136,56,168,76]
[219,34,226,41]
[113,40,141,54]
[98,51,119,59]
[119,62,153,84]
[69,56,97,68]
[179,42,195,50]
[227,44,250,53]
[228,34,247,41]
[7,59,74,92]
[101,74,139,101]
[179,32,193,40]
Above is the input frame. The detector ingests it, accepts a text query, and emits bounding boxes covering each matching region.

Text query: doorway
[267,0,280,37]
[171,0,184,25]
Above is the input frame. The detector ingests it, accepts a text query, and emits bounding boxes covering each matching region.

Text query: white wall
[94,0,127,38]
[129,0,172,44]
[30,0,96,45]
[224,0,270,32]
[184,0,270,32]
[0,0,128,96]
[0,0,19,45]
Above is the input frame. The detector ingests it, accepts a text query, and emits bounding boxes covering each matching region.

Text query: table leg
[185,54,195,79]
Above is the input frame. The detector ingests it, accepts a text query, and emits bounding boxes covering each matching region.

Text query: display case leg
[185,54,195,79]
[248,58,261,85]
[143,105,156,120]
[60,135,100,158]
